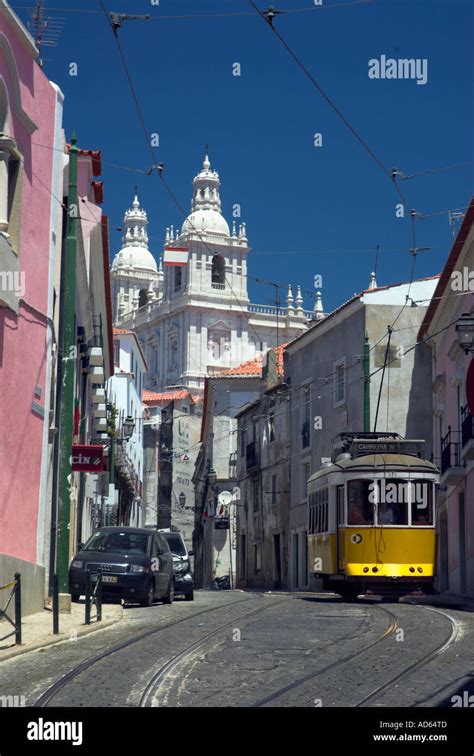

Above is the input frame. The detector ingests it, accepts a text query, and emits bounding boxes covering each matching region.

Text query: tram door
[336,485,345,572]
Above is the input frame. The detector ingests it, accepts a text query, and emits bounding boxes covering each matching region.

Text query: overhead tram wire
[246,1,433,354]
[9,1,374,20]
[96,0,271,351]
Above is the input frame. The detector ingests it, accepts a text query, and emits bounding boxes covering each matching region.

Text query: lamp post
[122,415,135,440]
[456,313,474,354]
[178,492,186,509]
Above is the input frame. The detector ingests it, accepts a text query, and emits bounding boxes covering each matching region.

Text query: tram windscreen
[347,481,374,525]
[347,479,433,526]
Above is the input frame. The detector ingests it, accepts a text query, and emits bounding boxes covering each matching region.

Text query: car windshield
[83,531,150,554]
[164,535,186,556]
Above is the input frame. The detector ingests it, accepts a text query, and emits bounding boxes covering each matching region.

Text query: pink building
[419,198,474,599]
[0,4,64,613]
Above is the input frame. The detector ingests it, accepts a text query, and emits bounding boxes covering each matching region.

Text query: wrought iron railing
[461,404,474,449]
[441,427,462,475]
[0,573,21,645]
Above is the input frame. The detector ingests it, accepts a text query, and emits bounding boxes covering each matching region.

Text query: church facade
[110,154,322,393]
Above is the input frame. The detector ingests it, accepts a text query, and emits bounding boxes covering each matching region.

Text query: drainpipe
[364,333,370,432]
[56,133,78,604]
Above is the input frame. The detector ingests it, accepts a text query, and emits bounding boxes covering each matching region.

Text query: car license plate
[92,574,118,584]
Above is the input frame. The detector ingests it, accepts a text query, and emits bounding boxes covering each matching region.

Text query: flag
[163,246,189,266]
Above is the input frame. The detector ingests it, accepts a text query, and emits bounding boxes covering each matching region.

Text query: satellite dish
[218,490,233,507]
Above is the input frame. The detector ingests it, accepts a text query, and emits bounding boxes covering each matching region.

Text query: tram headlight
[363,567,369,573]
[372,566,378,573]
[409,567,415,573]
[417,567,423,573]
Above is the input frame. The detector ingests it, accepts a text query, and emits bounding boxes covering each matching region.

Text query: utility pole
[56,133,79,607]
[363,333,370,432]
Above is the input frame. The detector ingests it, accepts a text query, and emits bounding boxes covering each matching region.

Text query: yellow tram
[307,433,439,601]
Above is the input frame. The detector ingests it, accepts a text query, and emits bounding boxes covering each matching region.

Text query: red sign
[467,359,474,416]
[71,444,104,472]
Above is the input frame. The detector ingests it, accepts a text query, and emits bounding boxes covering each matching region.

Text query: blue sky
[14,0,473,313]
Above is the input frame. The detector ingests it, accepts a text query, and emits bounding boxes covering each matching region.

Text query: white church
[110,153,324,392]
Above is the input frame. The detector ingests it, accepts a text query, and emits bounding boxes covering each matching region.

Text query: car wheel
[185,589,194,601]
[163,577,174,605]
[71,593,81,603]
[140,579,155,607]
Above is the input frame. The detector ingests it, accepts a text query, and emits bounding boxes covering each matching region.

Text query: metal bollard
[96,574,102,622]
[14,573,21,645]
[52,574,59,634]
[85,570,91,625]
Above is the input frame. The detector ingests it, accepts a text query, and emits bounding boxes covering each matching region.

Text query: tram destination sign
[352,439,425,458]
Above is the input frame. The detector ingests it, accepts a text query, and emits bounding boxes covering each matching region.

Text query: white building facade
[111,154,318,394]
[107,329,148,527]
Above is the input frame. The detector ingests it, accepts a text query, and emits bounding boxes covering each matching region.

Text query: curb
[0,606,124,662]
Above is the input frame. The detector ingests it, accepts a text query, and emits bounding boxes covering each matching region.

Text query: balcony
[246,441,258,472]
[211,283,225,290]
[93,403,107,418]
[88,365,105,385]
[91,387,106,404]
[440,428,466,486]
[89,346,104,366]
[461,404,474,461]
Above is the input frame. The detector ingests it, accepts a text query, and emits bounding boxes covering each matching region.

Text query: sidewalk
[401,591,474,612]
[0,601,123,662]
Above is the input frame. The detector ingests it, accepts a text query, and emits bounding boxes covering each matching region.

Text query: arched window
[0,78,11,134]
[211,255,225,286]
[138,289,148,308]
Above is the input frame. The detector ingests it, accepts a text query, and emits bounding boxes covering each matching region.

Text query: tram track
[139,599,394,707]
[34,594,262,707]
[251,604,459,707]
[138,598,290,707]
[353,605,460,707]
[250,604,399,707]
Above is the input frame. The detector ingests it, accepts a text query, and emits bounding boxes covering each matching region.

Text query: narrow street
[1,592,472,709]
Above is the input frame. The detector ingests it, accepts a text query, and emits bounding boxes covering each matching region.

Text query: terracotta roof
[113,328,132,334]
[214,342,289,379]
[214,355,263,378]
[142,389,190,406]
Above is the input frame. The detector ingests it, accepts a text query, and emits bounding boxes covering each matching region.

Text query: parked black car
[160,530,194,601]
[69,527,174,607]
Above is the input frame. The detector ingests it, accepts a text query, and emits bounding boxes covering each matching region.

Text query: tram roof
[308,453,438,483]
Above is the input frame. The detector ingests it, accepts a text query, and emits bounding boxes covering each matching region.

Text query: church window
[138,289,148,308]
[174,267,182,292]
[211,255,225,286]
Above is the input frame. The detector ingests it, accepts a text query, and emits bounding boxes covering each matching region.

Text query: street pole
[364,333,370,432]
[56,132,79,605]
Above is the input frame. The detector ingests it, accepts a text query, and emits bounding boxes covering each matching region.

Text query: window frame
[334,358,346,408]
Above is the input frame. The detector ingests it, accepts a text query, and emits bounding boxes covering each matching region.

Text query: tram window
[411,482,433,525]
[347,480,374,525]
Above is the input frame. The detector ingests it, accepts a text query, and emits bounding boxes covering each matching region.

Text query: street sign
[71,444,104,472]
[215,517,230,530]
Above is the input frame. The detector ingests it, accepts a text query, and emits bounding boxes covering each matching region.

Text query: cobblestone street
[1,591,473,709]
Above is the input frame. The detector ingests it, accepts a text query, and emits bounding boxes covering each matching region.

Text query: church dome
[112,244,157,272]
[181,208,230,237]
[180,154,230,239]
[111,194,158,272]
